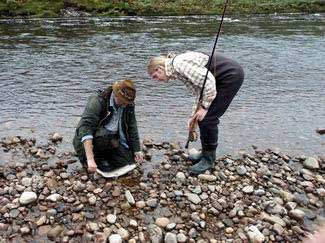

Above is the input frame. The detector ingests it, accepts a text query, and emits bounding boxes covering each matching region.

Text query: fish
[96,164,137,178]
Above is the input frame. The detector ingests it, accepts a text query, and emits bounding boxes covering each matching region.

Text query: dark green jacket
[73,88,140,157]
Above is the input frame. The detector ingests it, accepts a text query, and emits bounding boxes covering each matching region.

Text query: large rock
[303,157,319,170]
[19,191,37,205]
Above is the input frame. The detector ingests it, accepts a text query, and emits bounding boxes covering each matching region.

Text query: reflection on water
[0,14,324,160]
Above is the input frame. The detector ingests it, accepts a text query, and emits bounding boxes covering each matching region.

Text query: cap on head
[112,79,136,105]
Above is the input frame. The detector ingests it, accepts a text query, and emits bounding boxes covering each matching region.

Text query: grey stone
[125,190,135,205]
[47,225,64,240]
[198,174,217,181]
[236,166,247,175]
[289,209,305,221]
[303,157,319,170]
[109,234,122,243]
[164,232,177,243]
[21,177,32,187]
[106,214,117,224]
[177,233,187,242]
[242,185,254,194]
[247,225,265,243]
[146,198,158,208]
[46,193,62,202]
[175,172,186,183]
[148,224,163,243]
[19,191,37,205]
[117,228,129,240]
[186,193,201,204]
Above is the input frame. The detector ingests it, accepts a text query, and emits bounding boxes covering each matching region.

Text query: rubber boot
[189,150,216,174]
[187,152,203,162]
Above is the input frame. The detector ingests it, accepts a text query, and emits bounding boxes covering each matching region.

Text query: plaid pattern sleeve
[172,52,217,112]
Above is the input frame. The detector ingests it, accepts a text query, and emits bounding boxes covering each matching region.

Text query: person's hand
[194,106,208,121]
[134,151,144,164]
[303,226,325,243]
[188,116,197,130]
[87,158,97,173]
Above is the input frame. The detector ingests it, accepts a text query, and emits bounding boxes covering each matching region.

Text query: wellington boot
[187,152,203,162]
[189,150,216,175]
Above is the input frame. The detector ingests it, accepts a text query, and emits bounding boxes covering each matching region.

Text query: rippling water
[0,13,324,159]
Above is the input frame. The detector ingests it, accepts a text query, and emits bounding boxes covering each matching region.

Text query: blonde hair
[147,56,166,75]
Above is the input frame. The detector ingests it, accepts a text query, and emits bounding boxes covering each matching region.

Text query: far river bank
[1,0,325,18]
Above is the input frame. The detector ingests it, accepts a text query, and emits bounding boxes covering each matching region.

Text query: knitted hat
[112,79,136,105]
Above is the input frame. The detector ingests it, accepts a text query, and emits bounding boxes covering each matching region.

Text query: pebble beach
[0,134,324,242]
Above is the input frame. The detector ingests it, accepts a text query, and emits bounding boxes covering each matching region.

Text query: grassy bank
[0,0,325,18]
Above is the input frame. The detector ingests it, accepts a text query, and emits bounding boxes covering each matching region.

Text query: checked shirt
[165,51,217,115]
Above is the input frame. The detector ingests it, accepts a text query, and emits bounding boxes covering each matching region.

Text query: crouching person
[73,79,144,173]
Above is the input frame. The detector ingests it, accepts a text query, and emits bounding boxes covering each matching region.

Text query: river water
[0,13,324,159]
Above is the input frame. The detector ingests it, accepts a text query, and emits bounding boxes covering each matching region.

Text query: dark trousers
[198,54,244,151]
[79,135,133,170]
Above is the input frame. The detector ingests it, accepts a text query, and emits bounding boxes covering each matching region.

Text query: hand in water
[303,226,325,243]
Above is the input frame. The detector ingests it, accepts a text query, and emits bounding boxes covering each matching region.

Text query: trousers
[198,54,244,150]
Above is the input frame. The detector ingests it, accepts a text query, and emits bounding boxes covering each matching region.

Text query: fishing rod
[185,0,229,149]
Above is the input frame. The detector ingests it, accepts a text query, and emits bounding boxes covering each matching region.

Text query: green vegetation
[0,0,324,18]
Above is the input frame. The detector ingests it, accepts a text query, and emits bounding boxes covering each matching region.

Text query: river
[0,13,324,160]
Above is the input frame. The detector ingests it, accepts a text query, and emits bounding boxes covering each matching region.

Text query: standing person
[73,79,144,173]
[147,50,244,174]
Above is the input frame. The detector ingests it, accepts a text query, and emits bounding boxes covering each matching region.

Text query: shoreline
[0,1,325,18]
[0,135,324,242]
